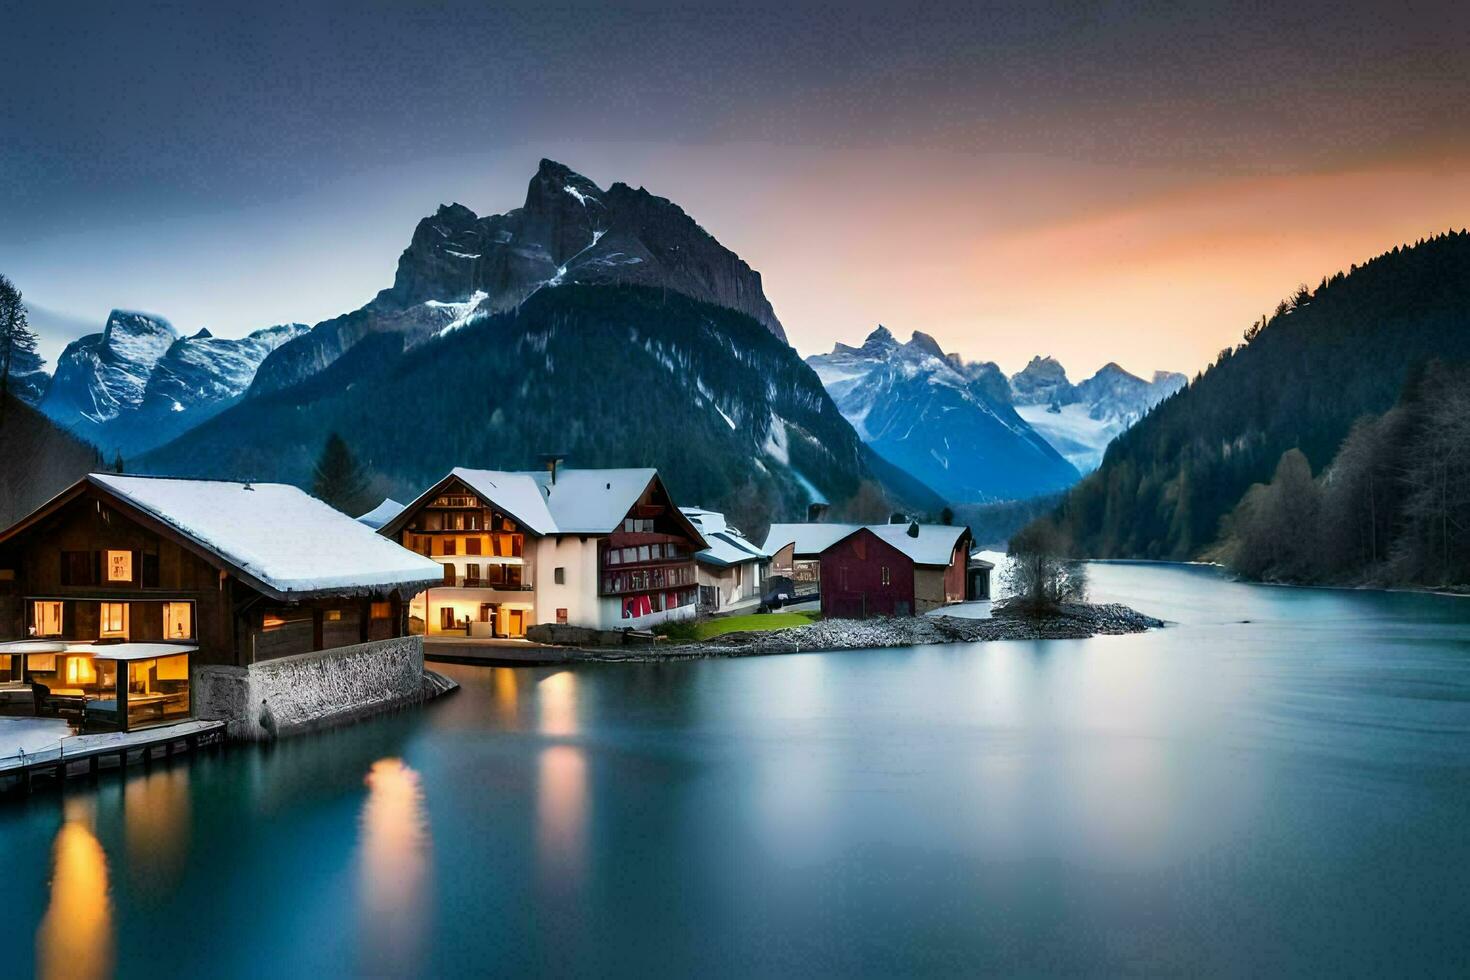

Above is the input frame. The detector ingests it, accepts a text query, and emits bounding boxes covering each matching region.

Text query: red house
[819,523,974,619]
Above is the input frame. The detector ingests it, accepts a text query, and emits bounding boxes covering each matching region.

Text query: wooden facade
[820,529,916,619]
[0,479,419,730]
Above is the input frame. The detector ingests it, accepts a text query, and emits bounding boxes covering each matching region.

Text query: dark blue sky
[4,0,1468,373]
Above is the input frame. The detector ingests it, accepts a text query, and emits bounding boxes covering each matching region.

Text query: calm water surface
[5,563,1470,977]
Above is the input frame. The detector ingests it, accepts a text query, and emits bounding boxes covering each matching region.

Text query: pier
[0,718,226,796]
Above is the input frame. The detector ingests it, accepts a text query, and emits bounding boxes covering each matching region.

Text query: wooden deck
[0,718,226,795]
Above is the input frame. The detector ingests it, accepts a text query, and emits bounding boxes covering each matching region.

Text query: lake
[5,562,1470,977]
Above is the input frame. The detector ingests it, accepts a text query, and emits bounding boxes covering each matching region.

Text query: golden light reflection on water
[537,744,587,884]
[358,758,431,974]
[37,800,113,980]
[493,667,519,715]
[123,766,191,893]
[537,670,579,736]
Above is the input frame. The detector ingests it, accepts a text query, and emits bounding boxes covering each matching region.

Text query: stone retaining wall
[194,635,438,741]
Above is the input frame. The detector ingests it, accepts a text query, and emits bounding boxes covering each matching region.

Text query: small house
[819,523,975,619]
[681,508,769,612]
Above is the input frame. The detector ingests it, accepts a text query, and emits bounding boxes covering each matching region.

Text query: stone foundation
[194,635,450,741]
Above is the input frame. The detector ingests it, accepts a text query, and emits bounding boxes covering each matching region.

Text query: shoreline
[566,602,1165,663]
[1092,557,1470,599]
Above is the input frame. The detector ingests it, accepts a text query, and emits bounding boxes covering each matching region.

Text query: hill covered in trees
[1053,230,1470,564]
[0,394,101,526]
[139,285,942,534]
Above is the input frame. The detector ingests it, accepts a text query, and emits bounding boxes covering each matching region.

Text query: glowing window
[164,602,193,639]
[325,609,342,622]
[33,600,63,637]
[371,602,391,619]
[99,602,129,638]
[106,550,133,582]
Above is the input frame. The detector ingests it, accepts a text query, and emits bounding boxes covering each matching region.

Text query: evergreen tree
[311,432,368,513]
[112,450,125,474]
[0,273,42,422]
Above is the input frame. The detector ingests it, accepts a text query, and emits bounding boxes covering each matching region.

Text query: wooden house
[379,464,708,635]
[819,523,975,618]
[0,474,442,731]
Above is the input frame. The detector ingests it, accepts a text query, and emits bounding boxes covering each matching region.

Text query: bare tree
[1003,518,1087,613]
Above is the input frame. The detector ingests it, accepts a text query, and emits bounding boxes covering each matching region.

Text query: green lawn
[691,610,820,640]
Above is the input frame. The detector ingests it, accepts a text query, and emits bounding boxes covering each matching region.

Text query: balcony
[438,576,534,591]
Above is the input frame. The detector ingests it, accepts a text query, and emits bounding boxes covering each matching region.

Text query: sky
[4,0,1469,378]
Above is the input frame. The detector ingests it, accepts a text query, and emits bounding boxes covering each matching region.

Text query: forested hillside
[1055,230,1470,560]
[139,285,941,533]
[0,395,101,526]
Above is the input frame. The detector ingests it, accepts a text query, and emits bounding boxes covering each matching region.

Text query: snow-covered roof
[396,467,688,539]
[87,474,443,600]
[529,467,660,534]
[682,507,767,567]
[765,521,970,567]
[863,524,971,567]
[762,523,865,557]
[356,498,406,530]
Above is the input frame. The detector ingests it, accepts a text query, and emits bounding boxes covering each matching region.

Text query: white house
[680,507,769,612]
[377,464,708,636]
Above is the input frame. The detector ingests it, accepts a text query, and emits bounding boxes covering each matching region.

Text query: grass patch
[655,609,821,642]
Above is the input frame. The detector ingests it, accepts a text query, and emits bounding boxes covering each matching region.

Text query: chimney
[539,453,566,485]
[907,520,920,538]
[807,502,829,522]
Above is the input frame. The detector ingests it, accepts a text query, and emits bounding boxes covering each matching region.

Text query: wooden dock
[0,719,226,796]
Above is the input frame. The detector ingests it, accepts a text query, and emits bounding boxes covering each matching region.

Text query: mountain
[1052,230,1470,560]
[39,310,178,445]
[140,285,942,534]
[806,327,1079,502]
[0,394,101,527]
[249,158,786,396]
[1013,360,1186,472]
[36,311,308,454]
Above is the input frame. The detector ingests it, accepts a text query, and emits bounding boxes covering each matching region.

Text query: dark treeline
[1217,361,1470,587]
[1052,230,1470,565]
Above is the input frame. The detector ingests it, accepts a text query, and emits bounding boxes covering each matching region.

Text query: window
[105,550,133,583]
[487,564,505,586]
[99,602,129,638]
[622,547,637,563]
[33,600,63,637]
[325,609,342,621]
[556,608,568,624]
[442,538,457,556]
[881,566,891,586]
[60,551,95,586]
[465,563,481,584]
[465,537,482,556]
[443,563,455,585]
[163,602,193,639]
[607,549,621,565]
[554,567,565,585]
[371,602,392,619]
[638,545,651,562]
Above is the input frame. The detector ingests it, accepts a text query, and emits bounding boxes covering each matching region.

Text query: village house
[818,522,977,618]
[762,522,868,588]
[378,463,708,636]
[0,474,443,732]
[680,507,769,613]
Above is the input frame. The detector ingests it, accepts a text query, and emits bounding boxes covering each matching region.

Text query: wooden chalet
[0,474,442,731]
[818,523,975,619]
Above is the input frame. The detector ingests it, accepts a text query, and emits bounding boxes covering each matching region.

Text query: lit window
[325,609,342,622]
[371,602,391,619]
[106,550,133,582]
[65,655,96,685]
[33,600,63,637]
[164,602,193,639]
[99,602,129,638]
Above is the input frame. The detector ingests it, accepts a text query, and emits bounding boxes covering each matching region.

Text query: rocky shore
[573,602,1165,662]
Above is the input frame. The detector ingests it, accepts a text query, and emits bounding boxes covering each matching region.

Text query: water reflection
[122,766,191,894]
[37,799,113,980]
[537,745,588,885]
[537,670,579,736]
[358,758,431,975]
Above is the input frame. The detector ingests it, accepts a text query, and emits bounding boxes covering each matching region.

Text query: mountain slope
[37,311,308,455]
[1014,361,1186,472]
[1055,230,1470,559]
[0,394,102,526]
[249,159,786,396]
[140,286,936,532]
[807,327,1079,502]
